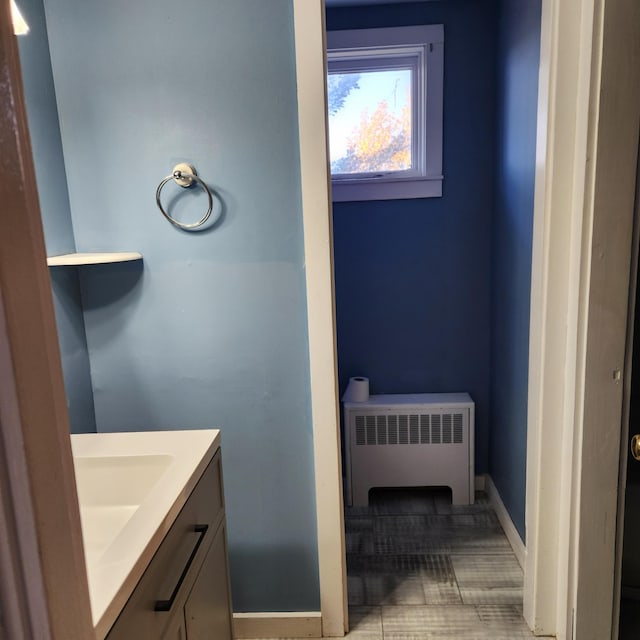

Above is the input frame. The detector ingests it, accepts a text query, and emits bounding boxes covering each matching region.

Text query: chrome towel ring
[156,163,213,230]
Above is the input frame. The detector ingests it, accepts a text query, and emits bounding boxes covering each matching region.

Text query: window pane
[328,69,412,175]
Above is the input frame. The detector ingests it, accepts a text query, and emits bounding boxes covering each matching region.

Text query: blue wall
[327,0,499,473]
[17,0,96,434]
[490,0,541,539]
[44,0,318,612]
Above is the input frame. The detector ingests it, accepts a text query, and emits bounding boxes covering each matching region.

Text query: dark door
[618,154,640,639]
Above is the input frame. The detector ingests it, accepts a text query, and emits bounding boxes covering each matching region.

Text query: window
[326,25,444,202]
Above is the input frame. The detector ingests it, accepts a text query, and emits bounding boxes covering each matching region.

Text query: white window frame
[326,25,444,202]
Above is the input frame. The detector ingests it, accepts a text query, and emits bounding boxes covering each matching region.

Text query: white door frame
[293,1,348,636]
[524,1,640,639]
[570,0,640,636]
[523,0,598,633]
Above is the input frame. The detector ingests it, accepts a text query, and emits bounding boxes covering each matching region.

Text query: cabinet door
[184,523,233,639]
[162,612,187,640]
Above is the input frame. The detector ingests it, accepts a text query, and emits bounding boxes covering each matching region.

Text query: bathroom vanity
[70,430,233,639]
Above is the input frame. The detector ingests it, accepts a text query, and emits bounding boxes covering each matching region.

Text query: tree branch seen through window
[328,69,412,175]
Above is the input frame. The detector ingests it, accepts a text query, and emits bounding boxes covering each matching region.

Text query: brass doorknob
[632,435,640,461]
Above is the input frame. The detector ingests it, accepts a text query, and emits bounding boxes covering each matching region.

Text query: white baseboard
[485,474,527,569]
[474,475,486,492]
[233,612,322,638]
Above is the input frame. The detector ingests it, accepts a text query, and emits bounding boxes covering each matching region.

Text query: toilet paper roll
[342,376,370,402]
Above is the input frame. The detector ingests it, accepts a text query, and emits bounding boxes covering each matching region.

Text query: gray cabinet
[108,450,233,639]
[161,613,187,640]
[185,523,233,639]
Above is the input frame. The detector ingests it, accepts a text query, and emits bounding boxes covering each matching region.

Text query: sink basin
[73,454,174,564]
[74,454,174,506]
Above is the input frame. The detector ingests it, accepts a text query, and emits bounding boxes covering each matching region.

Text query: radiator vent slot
[454,413,463,443]
[377,415,387,445]
[420,414,430,443]
[355,415,365,445]
[354,412,466,445]
[409,415,419,444]
[366,416,376,445]
[388,415,398,444]
[432,415,441,443]
[399,415,409,444]
[443,414,452,443]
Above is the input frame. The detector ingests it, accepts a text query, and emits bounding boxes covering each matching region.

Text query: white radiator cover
[344,393,475,506]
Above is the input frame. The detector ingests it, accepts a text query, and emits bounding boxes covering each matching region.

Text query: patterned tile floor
[341,487,544,639]
[249,487,554,639]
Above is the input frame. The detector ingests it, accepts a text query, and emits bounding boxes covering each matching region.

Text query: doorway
[325,0,541,635]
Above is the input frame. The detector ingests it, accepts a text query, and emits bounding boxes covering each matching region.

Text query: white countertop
[70,429,220,639]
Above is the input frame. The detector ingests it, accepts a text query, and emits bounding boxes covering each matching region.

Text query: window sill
[330,176,443,202]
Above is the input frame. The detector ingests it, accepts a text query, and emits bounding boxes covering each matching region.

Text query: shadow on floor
[343,487,548,639]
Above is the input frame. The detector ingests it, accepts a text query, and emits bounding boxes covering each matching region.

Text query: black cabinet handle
[154,524,209,612]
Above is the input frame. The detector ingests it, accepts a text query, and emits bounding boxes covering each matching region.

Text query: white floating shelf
[47,252,143,267]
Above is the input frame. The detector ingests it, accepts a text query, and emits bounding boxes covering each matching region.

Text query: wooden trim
[0,299,46,639]
[233,612,322,639]
[485,476,526,570]
[524,0,599,636]
[526,0,640,638]
[292,1,348,637]
[572,1,640,637]
[0,3,94,638]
